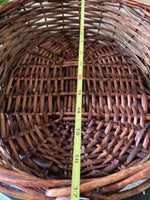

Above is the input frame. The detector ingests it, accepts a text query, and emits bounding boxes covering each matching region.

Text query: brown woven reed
[0,0,150,199]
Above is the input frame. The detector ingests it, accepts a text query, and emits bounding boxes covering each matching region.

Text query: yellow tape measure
[71,0,85,199]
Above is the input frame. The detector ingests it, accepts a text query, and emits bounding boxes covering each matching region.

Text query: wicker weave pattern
[0,38,149,179]
[0,0,150,199]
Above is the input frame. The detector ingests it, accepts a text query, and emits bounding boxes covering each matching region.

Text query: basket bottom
[1,37,150,179]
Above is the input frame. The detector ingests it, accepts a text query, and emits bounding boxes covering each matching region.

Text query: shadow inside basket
[0,37,150,180]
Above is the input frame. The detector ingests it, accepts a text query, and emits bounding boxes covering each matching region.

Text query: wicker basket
[0,0,150,199]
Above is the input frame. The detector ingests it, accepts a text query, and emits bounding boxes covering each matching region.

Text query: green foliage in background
[0,0,9,6]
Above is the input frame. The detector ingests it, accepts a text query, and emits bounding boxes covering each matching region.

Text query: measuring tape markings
[71,0,85,199]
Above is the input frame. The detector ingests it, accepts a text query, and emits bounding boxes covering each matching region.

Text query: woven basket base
[1,37,150,179]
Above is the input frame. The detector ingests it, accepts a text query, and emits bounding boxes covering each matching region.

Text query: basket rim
[1,0,150,11]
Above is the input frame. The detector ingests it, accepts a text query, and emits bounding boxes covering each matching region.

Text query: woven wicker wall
[0,1,150,200]
[0,0,150,87]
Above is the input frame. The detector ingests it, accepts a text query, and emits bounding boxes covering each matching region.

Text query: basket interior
[0,0,150,180]
[0,37,150,179]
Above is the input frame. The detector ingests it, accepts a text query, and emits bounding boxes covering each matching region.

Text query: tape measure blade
[71,0,85,199]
